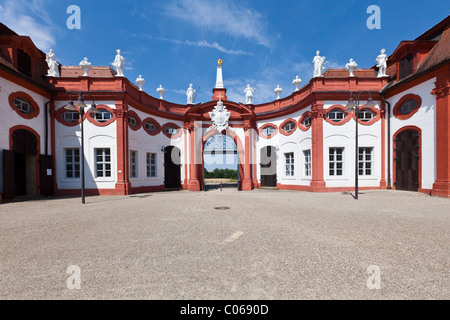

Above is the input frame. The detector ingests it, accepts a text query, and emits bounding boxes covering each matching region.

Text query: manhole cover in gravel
[215,207,231,210]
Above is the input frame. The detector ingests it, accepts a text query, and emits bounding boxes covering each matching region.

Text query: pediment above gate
[185,100,255,122]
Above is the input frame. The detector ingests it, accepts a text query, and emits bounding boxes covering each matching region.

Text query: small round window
[145,122,158,132]
[283,121,296,133]
[128,116,137,127]
[63,110,80,123]
[357,110,375,122]
[94,110,113,123]
[14,98,32,114]
[327,109,346,122]
[261,126,276,137]
[164,126,178,136]
[302,116,311,127]
[399,99,418,115]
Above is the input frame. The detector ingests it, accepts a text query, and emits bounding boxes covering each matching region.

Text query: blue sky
[0,0,448,106]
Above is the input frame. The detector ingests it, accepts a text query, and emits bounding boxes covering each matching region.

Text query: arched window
[327,109,346,122]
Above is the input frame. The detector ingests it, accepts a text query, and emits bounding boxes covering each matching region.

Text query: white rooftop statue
[244,84,256,105]
[274,85,283,100]
[313,51,327,77]
[292,75,302,91]
[157,85,165,100]
[186,83,196,105]
[136,75,145,91]
[79,57,92,76]
[346,58,358,77]
[112,49,125,77]
[46,49,59,77]
[376,49,388,77]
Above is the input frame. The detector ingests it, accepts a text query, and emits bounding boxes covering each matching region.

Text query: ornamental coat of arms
[209,100,230,132]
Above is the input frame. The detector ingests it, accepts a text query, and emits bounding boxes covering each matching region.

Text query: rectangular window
[329,148,344,176]
[146,153,157,177]
[303,150,311,177]
[359,147,373,176]
[285,152,294,177]
[95,148,111,178]
[65,148,80,178]
[130,150,138,178]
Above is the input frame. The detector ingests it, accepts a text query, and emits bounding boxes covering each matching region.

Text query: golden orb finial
[218,58,223,67]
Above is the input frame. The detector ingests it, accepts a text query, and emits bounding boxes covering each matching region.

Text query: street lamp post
[64,91,99,204]
[345,91,377,200]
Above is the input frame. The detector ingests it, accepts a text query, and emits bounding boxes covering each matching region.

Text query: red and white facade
[1,17,449,201]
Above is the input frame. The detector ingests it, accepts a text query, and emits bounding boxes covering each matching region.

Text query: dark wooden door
[2,150,15,200]
[39,155,55,196]
[395,130,419,191]
[260,146,277,187]
[14,153,27,196]
[164,146,181,189]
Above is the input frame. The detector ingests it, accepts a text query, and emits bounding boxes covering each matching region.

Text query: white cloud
[163,0,272,48]
[149,36,253,56]
[0,0,56,52]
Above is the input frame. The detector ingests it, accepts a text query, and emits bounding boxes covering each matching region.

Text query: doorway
[394,128,420,191]
[260,146,277,187]
[164,146,181,189]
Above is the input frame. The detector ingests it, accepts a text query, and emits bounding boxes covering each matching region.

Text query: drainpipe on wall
[44,98,53,156]
[382,94,392,189]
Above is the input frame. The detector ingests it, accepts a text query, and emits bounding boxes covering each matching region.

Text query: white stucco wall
[386,78,437,190]
[0,77,50,194]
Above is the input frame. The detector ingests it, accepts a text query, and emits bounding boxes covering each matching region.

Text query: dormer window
[17,49,32,77]
[399,54,414,79]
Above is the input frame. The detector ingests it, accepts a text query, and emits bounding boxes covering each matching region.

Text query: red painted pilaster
[380,102,387,188]
[431,66,450,198]
[188,122,200,191]
[115,101,131,195]
[310,102,326,192]
[242,120,254,190]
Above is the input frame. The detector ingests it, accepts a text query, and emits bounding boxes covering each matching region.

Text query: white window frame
[357,110,375,122]
[94,110,113,123]
[130,150,138,178]
[145,122,158,132]
[359,147,374,176]
[14,98,32,114]
[327,110,346,122]
[303,149,312,178]
[329,147,344,177]
[63,110,80,123]
[261,126,276,137]
[285,152,295,177]
[164,127,178,136]
[128,116,137,127]
[146,153,157,178]
[65,148,80,179]
[95,148,112,178]
[399,99,418,115]
[283,122,296,133]
[302,116,311,128]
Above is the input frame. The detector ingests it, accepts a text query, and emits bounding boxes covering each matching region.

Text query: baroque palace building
[0,16,449,201]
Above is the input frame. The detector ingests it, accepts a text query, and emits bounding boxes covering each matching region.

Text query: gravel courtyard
[0,189,448,300]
